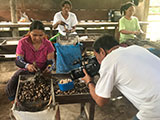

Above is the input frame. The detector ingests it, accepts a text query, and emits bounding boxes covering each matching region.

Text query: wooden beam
[10,0,19,37]
[143,0,150,21]
[140,0,150,34]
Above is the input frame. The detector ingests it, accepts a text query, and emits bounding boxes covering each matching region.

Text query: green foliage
[149,8,160,14]
[150,0,160,6]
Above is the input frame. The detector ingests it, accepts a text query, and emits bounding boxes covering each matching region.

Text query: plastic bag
[19,12,30,22]
[54,43,82,73]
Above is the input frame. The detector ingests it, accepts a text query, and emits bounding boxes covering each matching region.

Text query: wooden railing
[0,21,149,35]
[0,21,149,59]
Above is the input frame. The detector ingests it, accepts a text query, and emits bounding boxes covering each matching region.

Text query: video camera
[70,56,100,80]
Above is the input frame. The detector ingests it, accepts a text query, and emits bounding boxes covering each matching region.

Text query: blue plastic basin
[58,81,74,91]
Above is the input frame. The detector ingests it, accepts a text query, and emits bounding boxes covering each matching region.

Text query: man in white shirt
[53,0,78,36]
[82,34,160,120]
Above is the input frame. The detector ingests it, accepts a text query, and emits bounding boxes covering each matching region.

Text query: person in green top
[119,2,144,44]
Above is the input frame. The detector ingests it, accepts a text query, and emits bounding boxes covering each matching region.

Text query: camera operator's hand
[81,69,92,84]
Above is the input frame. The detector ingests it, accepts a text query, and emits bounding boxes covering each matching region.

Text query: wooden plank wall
[0,0,146,22]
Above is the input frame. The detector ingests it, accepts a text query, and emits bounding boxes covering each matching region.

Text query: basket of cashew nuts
[15,74,53,112]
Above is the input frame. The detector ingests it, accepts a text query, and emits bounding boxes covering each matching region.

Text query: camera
[70,56,100,80]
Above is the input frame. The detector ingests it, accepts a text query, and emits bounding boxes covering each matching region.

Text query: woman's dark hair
[120,2,135,15]
[61,0,72,8]
[93,34,119,53]
[30,20,44,31]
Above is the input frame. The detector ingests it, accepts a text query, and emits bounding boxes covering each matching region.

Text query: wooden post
[143,0,150,21]
[142,0,150,37]
[10,0,19,37]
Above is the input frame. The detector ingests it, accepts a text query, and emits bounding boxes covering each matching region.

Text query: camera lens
[70,67,85,80]
[70,56,100,80]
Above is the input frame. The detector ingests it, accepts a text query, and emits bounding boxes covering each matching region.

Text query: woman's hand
[57,21,66,26]
[27,64,37,72]
[53,21,66,29]
[136,31,146,40]
[133,31,141,35]
[43,65,52,73]
[63,28,71,33]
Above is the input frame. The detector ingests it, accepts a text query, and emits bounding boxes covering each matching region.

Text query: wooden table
[48,73,95,120]
[14,74,96,120]
[52,74,95,120]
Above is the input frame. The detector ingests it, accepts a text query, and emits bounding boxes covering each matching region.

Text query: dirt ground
[0,61,137,120]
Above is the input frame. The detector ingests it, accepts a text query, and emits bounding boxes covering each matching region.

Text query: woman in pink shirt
[6,20,55,102]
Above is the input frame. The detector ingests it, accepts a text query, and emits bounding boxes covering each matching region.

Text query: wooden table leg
[80,101,95,120]
[79,103,87,119]
[88,101,95,120]
[80,103,85,114]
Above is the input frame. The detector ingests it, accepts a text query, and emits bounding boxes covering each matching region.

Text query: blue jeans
[6,69,34,101]
[133,116,139,120]
[148,48,160,58]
